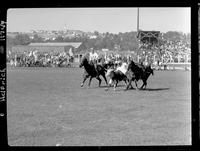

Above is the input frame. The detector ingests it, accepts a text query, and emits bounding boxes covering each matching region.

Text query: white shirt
[89,52,98,61]
[33,51,38,61]
[116,62,128,74]
[28,51,33,57]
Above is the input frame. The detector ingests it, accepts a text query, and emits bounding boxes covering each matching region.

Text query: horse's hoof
[105,88,109,91]
[81,84,83,87]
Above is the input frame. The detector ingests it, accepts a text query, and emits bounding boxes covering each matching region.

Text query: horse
[125,61,154,90]
[79,56,108,87]
[105,68,128,91]
[105,62,128,91]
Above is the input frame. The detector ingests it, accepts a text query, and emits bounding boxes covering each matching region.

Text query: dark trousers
[92,60,99,77]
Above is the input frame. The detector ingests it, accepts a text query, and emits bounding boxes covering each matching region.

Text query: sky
[7,7,191,34]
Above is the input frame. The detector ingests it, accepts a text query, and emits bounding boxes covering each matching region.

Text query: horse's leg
[88,76,93,87]
[96,76,102,87]
[129,79,134,89]
[109,79,113,86]
[105,79,112,91]
[116,80,118,87]
[81,75,89,87]
[125,78,132,90]
[144,82,147,89]
[124,79,128,88]
[124,78,127,85]
[141,80,147,89]
[140,82,144,89]
[101,73,108,86]
[135,80,139,90]
[113,80,117,91]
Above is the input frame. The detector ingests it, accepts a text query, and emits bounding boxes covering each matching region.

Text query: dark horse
[125,61,154,90]
[79,56,108,87]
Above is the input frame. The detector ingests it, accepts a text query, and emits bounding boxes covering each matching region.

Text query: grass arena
[7,67,191,146]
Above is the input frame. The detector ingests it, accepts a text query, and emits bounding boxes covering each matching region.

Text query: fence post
[173,64,175,70]
[178,54,180,63]
[14,55,17,67]
[186,54,189,63]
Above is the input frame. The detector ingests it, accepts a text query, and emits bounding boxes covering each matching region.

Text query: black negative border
[0,0,198,151]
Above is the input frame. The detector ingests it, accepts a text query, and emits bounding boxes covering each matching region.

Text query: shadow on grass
[82,85,170,92]
[140,88,170,91]
[114,87,170,92]
[99,84,126,88]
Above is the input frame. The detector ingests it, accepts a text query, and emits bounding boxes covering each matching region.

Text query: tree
[32,34,44,42]
[55,36,64,42]
[94,31,99,37]
[163,31,182,41]
[7,36,15,48]
[14,34,31,45]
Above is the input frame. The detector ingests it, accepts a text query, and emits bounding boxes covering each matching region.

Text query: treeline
[7,31,191,51]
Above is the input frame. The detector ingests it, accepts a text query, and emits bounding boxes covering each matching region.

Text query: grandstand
[135,30,161,65]
[137,30,161,44]
[135,30,190,70]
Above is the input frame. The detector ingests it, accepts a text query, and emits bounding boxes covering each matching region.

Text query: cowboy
[89,48,99,77]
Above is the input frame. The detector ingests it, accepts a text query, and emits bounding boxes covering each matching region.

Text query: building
[11,42,83,63]
[11,42,82,53]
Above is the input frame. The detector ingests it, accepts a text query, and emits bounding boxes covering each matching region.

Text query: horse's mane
[128,61,145,73]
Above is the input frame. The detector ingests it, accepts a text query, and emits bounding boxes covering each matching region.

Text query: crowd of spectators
[7,50,74,67]
[101,53,132,64]
[138,39,191,66]
[7,39,191,68]
[159,40,191,63]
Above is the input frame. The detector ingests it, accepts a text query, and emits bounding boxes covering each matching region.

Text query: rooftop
[28,42,82,48]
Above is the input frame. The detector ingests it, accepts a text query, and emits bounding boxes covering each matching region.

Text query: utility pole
[136,7,140,57]
[137,7,139,33]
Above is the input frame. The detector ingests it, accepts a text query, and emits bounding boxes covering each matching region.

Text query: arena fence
[158,62,191,71]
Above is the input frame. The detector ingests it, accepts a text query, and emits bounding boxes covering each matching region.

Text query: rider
[89,48,99,77]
